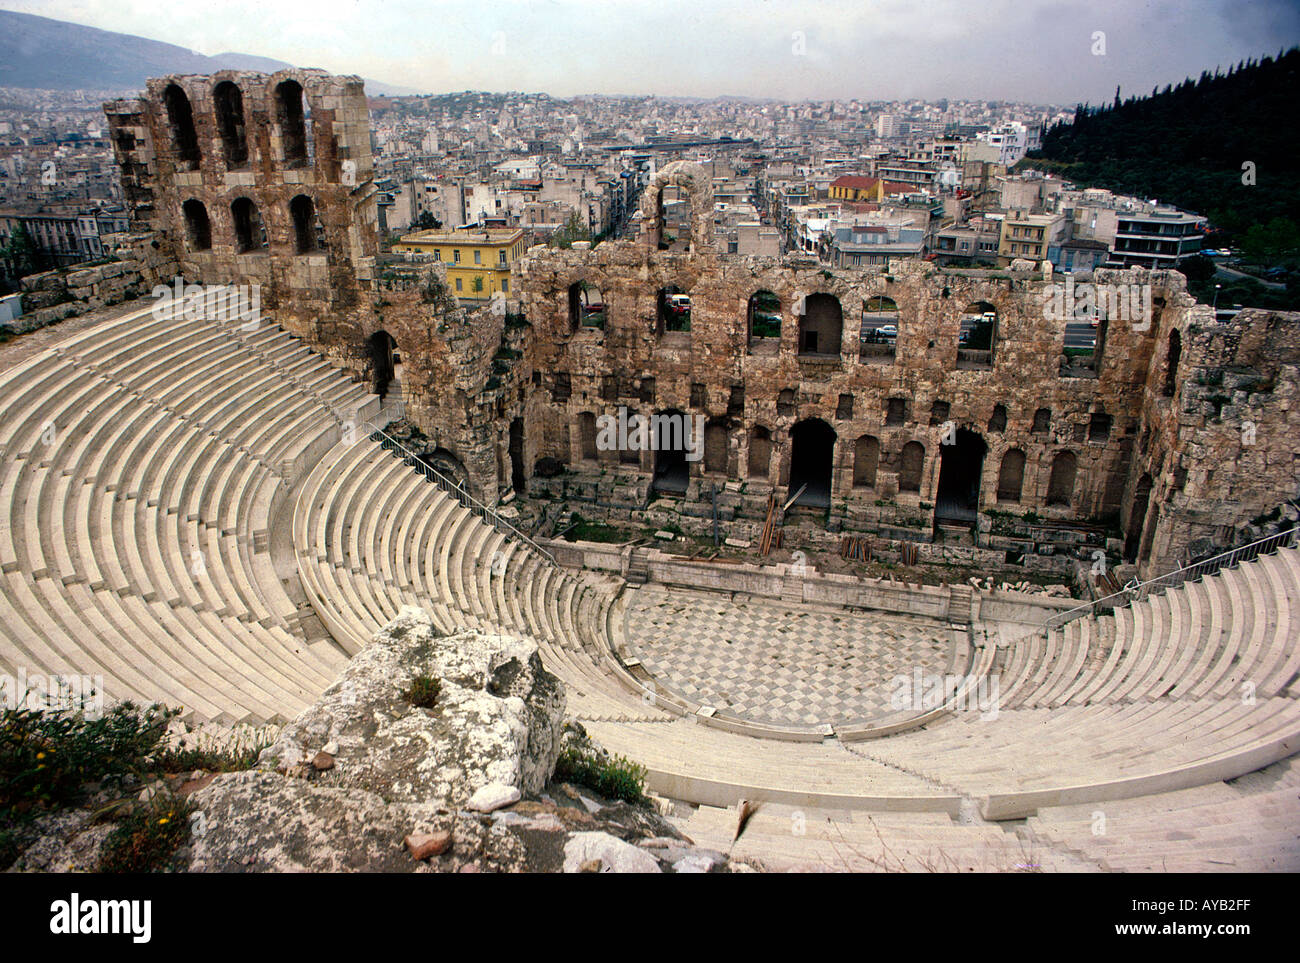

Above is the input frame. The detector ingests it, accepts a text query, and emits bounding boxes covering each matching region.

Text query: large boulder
[257,607,566,802]
[7,609,743,873]
[186,770,529,873]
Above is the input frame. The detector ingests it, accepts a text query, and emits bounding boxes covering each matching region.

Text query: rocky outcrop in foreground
[185,607,735,873]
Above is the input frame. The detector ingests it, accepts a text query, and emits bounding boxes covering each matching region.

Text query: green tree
[0,223,40,287]
[551,211,590,250]
[1176,254,1216,285]
[1239,217,1300,267]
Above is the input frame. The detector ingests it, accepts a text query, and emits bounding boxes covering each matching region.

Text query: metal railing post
[361,421,556,565]
[1043,527,1296,631]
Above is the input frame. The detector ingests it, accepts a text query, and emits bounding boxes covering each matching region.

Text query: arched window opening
[568,281,606,332]
[748,290,781,342]
[275,80,309,166]
[289,194,323,254]
[162,84,200,170]
[656,285,690,334]
[956,301,996,370]
[988,403,1008,433]
[230,197,267,253]
[213,81,249,168]
[181,199,211,251]
[798,293,843,358]
[860,295,898,363]
[657,183,691,252]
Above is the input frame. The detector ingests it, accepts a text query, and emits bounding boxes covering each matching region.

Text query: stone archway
[788,418,836,509]
[369,330,401,399]
[935,428,987,521]
[652,408,690,495]
[638,160,712,253]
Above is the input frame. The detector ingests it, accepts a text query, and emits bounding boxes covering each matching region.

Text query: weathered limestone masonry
[1136,305,1300,567]
[102,71,508,488]
[514,162,1300,575]
[4,233,178,336]
[104,69,379,362]
[99,76,1299,577]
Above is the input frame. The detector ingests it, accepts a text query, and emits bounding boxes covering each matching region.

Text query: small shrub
[154,730,270,774]
[0,702,177,815]
[554,746,647,804]
[98,795,194,873]
[404,674,442,709]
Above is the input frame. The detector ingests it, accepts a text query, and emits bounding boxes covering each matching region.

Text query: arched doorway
[1125,473,1153,563]
[369,331,401,398]
[788,418,836,508]
[509,418,526,494]
[935,428,987,521]
[652,409,689,495]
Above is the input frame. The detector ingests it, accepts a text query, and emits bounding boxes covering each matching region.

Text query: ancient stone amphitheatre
[0,66,1297,872]
[1,293,1297,871]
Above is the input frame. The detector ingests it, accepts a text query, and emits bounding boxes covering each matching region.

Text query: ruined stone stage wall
[103,87,1300,578]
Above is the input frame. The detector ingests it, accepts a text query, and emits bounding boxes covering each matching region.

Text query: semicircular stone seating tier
[3,299,1298,859]
[0,298,375,724]
[297,418,1300,826]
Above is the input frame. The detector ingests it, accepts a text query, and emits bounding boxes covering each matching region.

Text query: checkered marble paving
[624,586,958,727]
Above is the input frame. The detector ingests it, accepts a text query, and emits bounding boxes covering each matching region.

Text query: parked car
[667,294,691,314]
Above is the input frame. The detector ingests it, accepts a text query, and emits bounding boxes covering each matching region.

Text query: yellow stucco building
[391,228,527,299]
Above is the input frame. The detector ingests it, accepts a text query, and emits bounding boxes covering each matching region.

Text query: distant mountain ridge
[0,9,416,96]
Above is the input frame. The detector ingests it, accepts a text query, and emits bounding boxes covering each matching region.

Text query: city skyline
[3,0,1298,103]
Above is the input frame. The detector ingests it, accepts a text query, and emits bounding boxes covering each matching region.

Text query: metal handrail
[1043,527,1298,630]
[364,421,555,565]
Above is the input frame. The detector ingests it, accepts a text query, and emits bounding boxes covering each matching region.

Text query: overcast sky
[9,0,1300,103]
